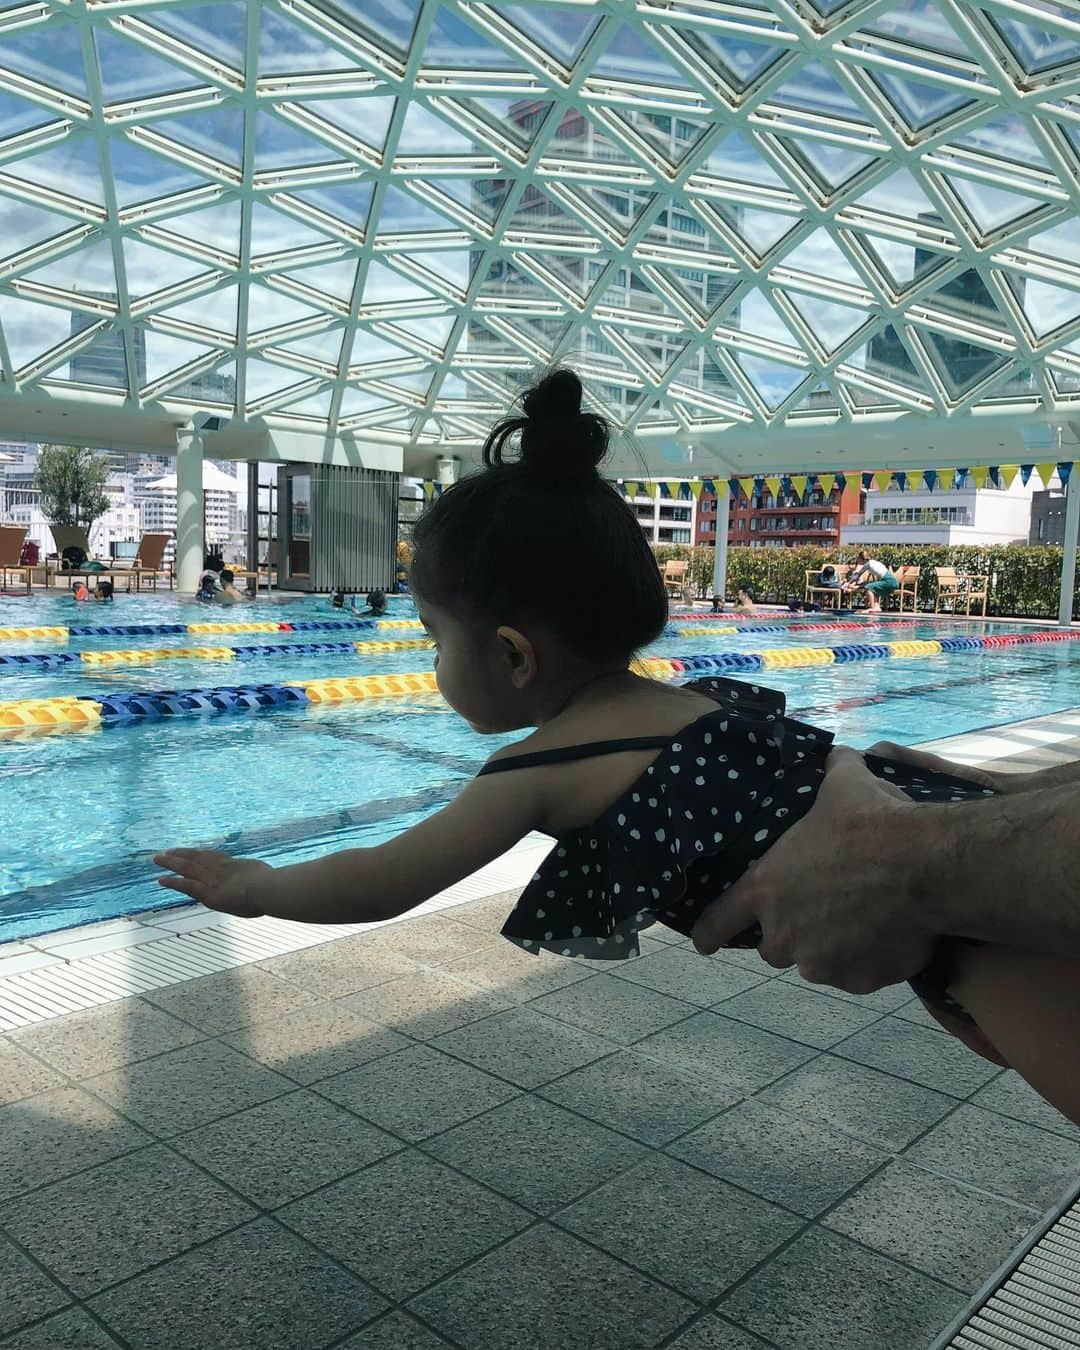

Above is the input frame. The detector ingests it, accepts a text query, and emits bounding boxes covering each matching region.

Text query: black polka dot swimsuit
[477,676,996,1020]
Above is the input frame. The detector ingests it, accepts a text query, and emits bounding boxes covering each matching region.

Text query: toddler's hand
[154,849,271,917]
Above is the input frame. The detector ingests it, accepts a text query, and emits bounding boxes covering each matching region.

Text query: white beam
[711,482,730,603]
[175,425,205,594]
[1060,469,1080,628]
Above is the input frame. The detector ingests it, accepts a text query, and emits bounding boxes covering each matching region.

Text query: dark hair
[411,369,667,663]
[204,554,224,573]
[331,589,345,608]
[367,589,387,613]
[855,550,869,564]
[739,587,754,601]
[220,569,234,585]
[96,579,114,600]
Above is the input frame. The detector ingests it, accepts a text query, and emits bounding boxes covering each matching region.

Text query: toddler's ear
[496,626,537,689]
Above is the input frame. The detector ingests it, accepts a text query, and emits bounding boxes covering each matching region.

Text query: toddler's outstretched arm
[154,770,542,925]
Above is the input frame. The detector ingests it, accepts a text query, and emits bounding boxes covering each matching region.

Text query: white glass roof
[1,0,1080,459]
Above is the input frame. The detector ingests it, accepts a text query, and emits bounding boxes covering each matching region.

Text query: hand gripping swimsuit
[478,677,994,1020]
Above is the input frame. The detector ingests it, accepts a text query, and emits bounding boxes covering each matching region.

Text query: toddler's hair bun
[482,368,609,476]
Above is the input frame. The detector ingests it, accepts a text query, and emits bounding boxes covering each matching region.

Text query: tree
[34,444,110,531]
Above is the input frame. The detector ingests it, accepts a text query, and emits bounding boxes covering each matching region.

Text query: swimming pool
[2,591,1078,940]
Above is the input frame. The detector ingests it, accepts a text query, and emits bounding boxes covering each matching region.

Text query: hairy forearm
[915,783,1080,951]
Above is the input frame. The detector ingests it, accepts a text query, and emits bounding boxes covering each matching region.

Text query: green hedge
[652,543,1079,619]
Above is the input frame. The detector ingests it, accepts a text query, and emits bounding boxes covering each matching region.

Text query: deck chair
[935,566,989,617]
[894,565,920,613]
[662,558,690,603]
[805,565,847,610]
[131,533,173,590]
[48,525,137,591]
[0,524,33,593]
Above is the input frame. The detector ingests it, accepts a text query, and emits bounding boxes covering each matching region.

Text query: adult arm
[691,745,1080,993]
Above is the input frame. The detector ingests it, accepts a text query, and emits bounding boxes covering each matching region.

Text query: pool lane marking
[1,628,1078,734]
[0,618,424,643]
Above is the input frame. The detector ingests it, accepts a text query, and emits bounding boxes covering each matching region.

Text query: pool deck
[1,713,1079,1349]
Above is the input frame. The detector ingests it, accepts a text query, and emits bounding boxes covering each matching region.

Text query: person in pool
[73,579,113,602]
[330,588,386,615]
[155,368,1080,1123]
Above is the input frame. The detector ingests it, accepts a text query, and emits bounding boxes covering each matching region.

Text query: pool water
[2,592,1078,940]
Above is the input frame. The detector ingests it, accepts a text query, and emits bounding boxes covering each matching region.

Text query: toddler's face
[417,600,527,734]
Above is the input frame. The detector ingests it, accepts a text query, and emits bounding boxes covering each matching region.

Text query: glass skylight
[0,0,1078,449]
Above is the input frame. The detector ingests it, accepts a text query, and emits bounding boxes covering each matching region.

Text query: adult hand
[865,741,1030,794]
[154,849,271,917]
[691,747,936,993]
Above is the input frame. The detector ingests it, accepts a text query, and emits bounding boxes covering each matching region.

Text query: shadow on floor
[2,892,1079,1350]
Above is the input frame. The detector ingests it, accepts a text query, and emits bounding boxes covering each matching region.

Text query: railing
[848,511,975,528]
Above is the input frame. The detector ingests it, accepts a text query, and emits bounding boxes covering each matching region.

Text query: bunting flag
[835,473,847,493]
[1035,462,1057,489]
[861,472,874,491]
[790,474,808,499]
[970,466,989,489]
[765,476,782,498]
[894,471,907,493]
[873,471,891,494]
[738,477,755,500]
[422,480,435,499]
[1019,464,1034,486]
[938,469,953,491]
[1060,462,1074,487]
[999,465,1020,489]
[819,473,836,495]
[688,480,704,499]
[923,469,938,492]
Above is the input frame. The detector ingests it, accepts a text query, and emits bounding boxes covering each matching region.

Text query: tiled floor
[3,894,1078,1350]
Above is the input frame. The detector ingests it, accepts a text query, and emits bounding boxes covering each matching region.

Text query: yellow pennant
[644,480,659,499]
[422,480,434,499]
[818,473,836,496]
[624,481,639,497]
[938,468,954,491]
[998,464,1020,489]
[1035,462,1057,489]
[873,471,891,494]
[688,480,704,499]
[969,466,989,489]
[738,477,755,500]
[765,476,782,498]
[790,475,808,499]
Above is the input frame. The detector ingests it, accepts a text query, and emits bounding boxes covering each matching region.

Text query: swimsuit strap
[477,734,674,776]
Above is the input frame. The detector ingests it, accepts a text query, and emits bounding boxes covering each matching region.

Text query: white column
[1059,466,1080,627]
[175,426,204,593]
[711,480,730,601]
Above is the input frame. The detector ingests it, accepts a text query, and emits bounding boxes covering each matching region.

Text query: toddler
[156,369,1079,1121]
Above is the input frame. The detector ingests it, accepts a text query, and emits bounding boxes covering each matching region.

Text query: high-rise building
[696,480,864,550]
[866,216,1029,397]
[69,303,147,390]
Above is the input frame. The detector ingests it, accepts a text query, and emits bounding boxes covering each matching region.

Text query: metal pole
[175,426,204,594]
[711,479,730,602]
[1059,466,1079,627]
[246,459,259,595]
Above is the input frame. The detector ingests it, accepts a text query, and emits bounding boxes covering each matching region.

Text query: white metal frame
[0,0,1079,461]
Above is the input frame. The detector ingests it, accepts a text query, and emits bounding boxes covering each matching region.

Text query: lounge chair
[0,524,33,593]
[131,533,174,591]
[48,525,139,592]
[661,558,690,603]
[804,565,848,610]
[894,565,920,613]
[935,566,989,617]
